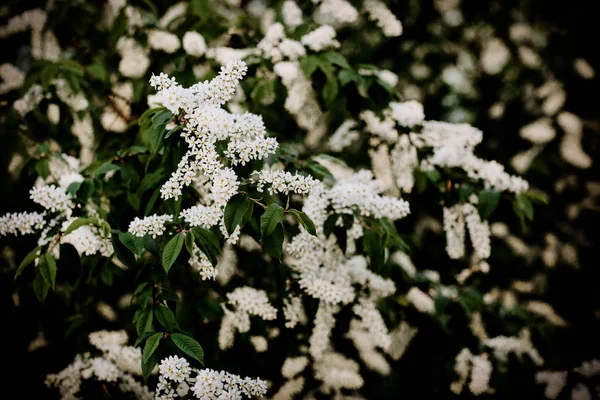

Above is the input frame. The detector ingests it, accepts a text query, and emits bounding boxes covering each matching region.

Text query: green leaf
[338,69,356,86]
[322,52,350,69]
[260,203,284,238]
[78,179,95,202]
[514,194,534,221]
[155,305,176,331]
[40,64,58,90]
[162,233,185,273]
[224,194,252,234]
[276,145,299,163]
[39,253,57,290]
[363,229,385,270]
[478,190,501,220]
[138,168,165,195]
[14,246,41,281]
[133,282,150,297]
[190,0,211,22]
[33,271,50,303]
[300,55,320,77]
[96,162,121,176]
[185,231,195,255]
[134,331,155,348]
[63,217,99,236]
[314,154,348,167]
[171,333,204,365]
[100,262,114,286]
[145,189,161,215]
[262,223,284,260]
[458,184,474,203]
[287,209,317,236]
[118,232,146,257]
[136,307,154,336]
[322,78,339,106]
[306,161,334,181]
[150,109,173,154]
[458,288,483,314]
[192,228,220,266]
[66,181,82,196]
[523,190,548,205]
[142,333,162,381]
[35,158,50,179]
[165,125,184,139]
[323,214,339,237]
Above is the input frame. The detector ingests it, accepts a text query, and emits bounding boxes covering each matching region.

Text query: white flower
[281,1,303,28]
[301,25,340,51]
[147,30,181,53]
[128,214,173,238]
[363,0,402,37]
[159,356,191,383]
[182,31,206,56]
[406,287,435,314]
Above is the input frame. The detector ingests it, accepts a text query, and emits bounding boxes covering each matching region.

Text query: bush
[0,0,597,399]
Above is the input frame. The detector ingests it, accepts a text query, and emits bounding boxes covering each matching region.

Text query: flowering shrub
[1,1,597,399]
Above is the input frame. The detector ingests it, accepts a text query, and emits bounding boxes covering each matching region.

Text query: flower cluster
[45,330,151,400]
[128,214,173,238]
[253,168,318,196]
[155,355,267,400]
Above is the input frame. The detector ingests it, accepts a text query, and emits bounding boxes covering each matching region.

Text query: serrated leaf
[192,228,220,266]
[287,209,317,236]
[171,333,204,365]
[33,271,49,303]
[260,203,284,238]
[162,233,185,273]
[14,246,41,281]
[478,190,501,220]
[142,333,162,381]
[224,194,252,234]
[155,305,176,331]
[39,253,57,290]
[63,217,99,236]
[118,232,146,257]
[262,223,284,260]
[136,307,154,336]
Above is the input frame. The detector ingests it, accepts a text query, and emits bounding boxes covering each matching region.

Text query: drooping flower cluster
[141,61,283,235]
[45,330,152,400]
[155,355,267,400]
[218,287,277,350]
